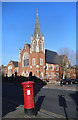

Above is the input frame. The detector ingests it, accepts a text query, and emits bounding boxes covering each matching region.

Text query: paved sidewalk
[43,84,77,91]
[3,104,54,118]
[2,99,75,119]
[2,98,53,118]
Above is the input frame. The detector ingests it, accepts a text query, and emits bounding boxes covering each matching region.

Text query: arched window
[33,41,36,51]
[51,65,54,70]
[40,41,42,51]
[8,65,12,76]
[40,72,43,78]
[56,65,59,71]
[23,52,29,67]
[51,73,54,79]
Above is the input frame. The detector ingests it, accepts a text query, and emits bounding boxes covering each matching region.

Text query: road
[35,87,77,119]
[2,82,77,119]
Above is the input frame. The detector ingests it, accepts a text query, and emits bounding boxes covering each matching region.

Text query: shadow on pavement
[2,84,24,117]
[2,75,46,117]
[69,91,78,119]
[2,98,18,117]
[35,96,45,115]
[58,95,68,120]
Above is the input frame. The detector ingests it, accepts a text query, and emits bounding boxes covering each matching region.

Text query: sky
[2,2,76,66]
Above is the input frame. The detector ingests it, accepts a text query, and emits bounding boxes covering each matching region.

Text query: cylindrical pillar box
[21,81,35,116]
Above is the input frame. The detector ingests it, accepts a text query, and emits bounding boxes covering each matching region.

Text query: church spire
[37,8,38,16]
[34,8,41,38]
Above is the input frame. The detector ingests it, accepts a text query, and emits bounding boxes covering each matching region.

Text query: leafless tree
[57,47,76,79]
[58,47,76,67]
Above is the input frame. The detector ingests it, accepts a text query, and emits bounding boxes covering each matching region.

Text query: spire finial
[26,41,27,44]
[37,8,38,16]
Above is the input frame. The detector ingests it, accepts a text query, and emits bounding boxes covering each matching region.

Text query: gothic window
[56,65,59,71]
[51,65,54,70]
[40,58,43,66]
[9,69,12,74]
[8,65,12,75]
[23,52,29,67]
[40,72,43,78]
[51,73,54,79]
[25,46,27,49]
[33,41,36,51]
[32,58,36,66]
[40,41,42,51]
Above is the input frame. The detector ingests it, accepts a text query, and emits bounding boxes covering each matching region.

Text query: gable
[11,61,18,67]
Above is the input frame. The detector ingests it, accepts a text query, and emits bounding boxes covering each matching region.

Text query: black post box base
[24,108,35,117]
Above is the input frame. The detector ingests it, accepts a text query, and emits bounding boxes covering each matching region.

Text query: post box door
[24,85,35,109]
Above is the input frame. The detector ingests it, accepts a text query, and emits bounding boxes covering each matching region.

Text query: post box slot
[25,87,31,89]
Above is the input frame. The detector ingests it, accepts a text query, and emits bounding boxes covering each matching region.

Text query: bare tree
[57,47,76,79]
[61,55,69,79]
[58,47,76,67]
[53,52,70,79]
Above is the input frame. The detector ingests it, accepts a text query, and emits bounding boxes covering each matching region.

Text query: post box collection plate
[27,90,31,95]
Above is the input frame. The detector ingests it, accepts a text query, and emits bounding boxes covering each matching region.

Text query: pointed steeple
[34,8,41,38]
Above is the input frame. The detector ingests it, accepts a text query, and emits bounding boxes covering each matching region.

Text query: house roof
[45,49,60,64]
[27,43,31,48]
[11,61,18,67]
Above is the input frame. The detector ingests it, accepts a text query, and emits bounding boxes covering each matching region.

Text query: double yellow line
[40,109,74,120]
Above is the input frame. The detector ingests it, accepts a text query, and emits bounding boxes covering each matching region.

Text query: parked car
[60,79,66,85]
[60,79,71,85]
[71,79,77,84]
[65,79,71,84]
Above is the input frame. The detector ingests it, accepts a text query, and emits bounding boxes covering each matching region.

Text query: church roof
[11,61,18,67]
[45,49,60,64]
[45,49,67,65]
[34,8,41,38]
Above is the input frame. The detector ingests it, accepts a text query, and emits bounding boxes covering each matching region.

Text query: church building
[18,8,60,79]
[4,9,76,81]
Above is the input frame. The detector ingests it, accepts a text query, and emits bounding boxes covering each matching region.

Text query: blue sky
[2,2,76,66]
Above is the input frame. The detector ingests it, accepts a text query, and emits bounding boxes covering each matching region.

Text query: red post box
[21,81,35,116]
